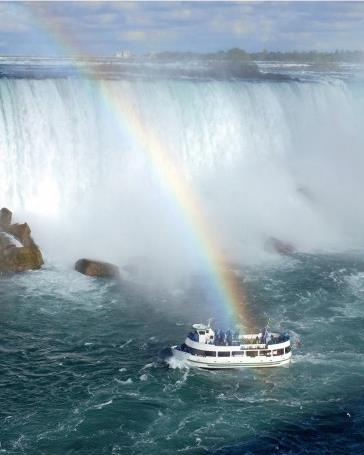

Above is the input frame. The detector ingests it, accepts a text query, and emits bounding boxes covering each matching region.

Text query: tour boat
[171,323,291,369]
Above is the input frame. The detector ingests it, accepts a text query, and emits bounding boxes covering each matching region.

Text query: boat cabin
[172,323,291,369]
[188,324,215,344]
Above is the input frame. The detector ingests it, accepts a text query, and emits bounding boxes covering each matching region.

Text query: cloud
[118,28,177,47]
[232,19,254,36]
[121,30,147,42]
[0,1,363,56]
[0,3,33,33]
[112,2,141,12]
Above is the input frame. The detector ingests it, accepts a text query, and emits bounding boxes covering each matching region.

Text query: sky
[0,1,363,57]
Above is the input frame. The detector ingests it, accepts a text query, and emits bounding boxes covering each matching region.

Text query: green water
[1,253,364,454]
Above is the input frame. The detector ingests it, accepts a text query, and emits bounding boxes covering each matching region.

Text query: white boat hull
[171,346,291,369]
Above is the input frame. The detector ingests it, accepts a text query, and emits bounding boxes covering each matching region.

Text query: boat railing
[268,334,290,344]
[187,330,289,346]
[213,334,289,347]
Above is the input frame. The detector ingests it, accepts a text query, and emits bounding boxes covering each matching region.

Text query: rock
[0,232,22,251]
[0,232,14,252]
[265,237,296,255]
[75,258,120,279]
[0,208,44,273]
[0,207,12,228]
[7,223,33,247]
[0,242,43,273]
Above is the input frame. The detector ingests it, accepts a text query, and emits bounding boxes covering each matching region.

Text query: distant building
[115,50,132,59]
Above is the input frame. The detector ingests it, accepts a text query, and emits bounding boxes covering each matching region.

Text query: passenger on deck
[261,327,269,344]
[216,329,222,345]
[226,330,233,346]
[267,334,275,345]
[221,331,226,345]
[220,331,225,346]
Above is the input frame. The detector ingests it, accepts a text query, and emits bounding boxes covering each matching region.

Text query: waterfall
[1,76,364,273]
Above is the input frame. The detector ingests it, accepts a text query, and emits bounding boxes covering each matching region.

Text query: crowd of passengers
[188,328,289,346]
[214,329,239,346]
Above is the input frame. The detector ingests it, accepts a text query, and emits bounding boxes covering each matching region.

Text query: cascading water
[1,76,364,275]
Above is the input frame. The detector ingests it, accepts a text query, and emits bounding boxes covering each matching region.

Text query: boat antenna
[207,318,214,328]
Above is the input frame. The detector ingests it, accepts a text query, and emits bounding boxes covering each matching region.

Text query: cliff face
[0,208,44,273]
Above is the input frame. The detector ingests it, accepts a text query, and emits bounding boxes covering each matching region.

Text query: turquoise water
[1,253,364,454]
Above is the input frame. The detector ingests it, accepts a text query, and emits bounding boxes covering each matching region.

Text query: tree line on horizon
[147,48,364,63]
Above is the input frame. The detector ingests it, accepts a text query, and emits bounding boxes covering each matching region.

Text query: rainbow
[24,3,255,330]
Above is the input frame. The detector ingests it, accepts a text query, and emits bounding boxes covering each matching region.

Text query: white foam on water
[93,399,113,410]
[140,362,155,370]
[346,272,364,295]
[115,378,133,385]
[119,339,133,349]
[166,356,189,370]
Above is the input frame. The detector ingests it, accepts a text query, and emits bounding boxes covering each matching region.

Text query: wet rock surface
[0,208,43,273]
[0,207,12,228]
[75,258,120,279]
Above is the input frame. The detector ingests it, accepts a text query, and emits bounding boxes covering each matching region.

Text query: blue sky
[0,1,363,56]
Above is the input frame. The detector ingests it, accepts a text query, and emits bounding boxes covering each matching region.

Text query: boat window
[232,351,245,356]
[259,350,271,357]
[218,351,230,357]
[199,331,205,335]
[188,331,199,342]
[246,351,258,357]
[273,348,284,356]
[190,347,206,356]
[204,351,216,357]
[285,346,291,354]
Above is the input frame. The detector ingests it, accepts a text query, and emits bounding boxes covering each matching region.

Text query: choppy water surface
[1,253,364,454]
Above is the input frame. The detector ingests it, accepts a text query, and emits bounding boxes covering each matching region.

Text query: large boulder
[0,207,12,228]
[0,208,44,273]
[75,258,120,279]
[0,240,43,272]
[265,237,296,255]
